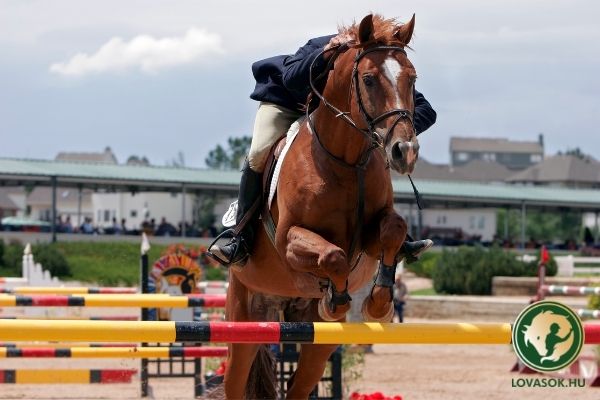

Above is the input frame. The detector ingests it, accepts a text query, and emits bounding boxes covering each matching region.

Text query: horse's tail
[245,344,278,399]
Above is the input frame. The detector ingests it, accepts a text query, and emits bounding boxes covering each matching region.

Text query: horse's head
[348,14,419,174]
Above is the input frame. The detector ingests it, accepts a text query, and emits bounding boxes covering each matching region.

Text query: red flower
[349,392,402,400]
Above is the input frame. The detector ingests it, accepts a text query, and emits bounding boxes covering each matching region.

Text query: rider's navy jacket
[250,35,437,135]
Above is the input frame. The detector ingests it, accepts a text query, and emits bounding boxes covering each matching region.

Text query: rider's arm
[414,89,437,135]
[281,35,336,96]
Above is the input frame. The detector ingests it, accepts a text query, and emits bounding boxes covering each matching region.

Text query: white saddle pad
[267,116,305,208]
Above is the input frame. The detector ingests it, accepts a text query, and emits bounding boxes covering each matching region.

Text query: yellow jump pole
[0,294,226,308]
[0,320,514,344]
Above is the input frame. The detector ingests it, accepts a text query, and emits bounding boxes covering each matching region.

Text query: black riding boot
[209,161,262,266]
[397,234,434,264]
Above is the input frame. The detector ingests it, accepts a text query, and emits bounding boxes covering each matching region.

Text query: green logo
[512,301,584,372]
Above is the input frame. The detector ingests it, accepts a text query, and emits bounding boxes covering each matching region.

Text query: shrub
[205,266,227,281]
[404,252,439,278]
[31,244,71,278]
[432,245,555,295]
[0,240,4,267]
[2,242,24,275]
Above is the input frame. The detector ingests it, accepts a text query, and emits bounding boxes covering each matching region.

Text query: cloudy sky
[1,0,599,167]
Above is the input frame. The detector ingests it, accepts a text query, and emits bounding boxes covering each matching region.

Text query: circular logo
[512,301,584,372]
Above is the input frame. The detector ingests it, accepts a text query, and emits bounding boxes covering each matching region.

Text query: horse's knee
[317,247,347,276]
[380,214,407,249]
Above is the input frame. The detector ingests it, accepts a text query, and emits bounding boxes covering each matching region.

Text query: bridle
[307,43,416,169]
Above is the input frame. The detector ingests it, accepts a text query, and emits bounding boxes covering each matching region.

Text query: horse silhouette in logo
[522,310,574,363]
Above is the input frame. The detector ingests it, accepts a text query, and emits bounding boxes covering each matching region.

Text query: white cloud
[49,28,224,77]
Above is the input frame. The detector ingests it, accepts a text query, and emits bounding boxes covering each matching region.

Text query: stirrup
[206,229,249,267]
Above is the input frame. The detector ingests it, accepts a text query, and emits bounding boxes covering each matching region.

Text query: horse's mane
[339,14,412,47]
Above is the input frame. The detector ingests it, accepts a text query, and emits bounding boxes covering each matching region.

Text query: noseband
[307,43,415,168]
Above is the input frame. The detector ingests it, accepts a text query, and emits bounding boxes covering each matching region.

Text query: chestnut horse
[225,14,419,399]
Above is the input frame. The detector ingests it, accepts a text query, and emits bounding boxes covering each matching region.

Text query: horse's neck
[311,84,369,166]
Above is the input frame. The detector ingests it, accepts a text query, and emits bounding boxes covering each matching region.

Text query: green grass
[53,241,210,286]
[409,288,437,296]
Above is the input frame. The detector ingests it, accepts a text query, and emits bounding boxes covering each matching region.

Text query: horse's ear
[395,14,416,46]
[358,14,374,44]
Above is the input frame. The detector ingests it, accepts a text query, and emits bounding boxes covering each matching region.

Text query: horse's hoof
[361,298,394,322]
[318,297,344,321]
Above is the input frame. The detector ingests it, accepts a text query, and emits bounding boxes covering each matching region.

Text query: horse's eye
[362,75,375,87]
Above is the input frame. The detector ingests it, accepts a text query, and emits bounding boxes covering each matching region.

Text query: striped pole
[542,285,600,296]
[577,309,600,319]
[0,320,502,344]
[0,343,137,348]
[0,346,228,358]
[0,287,137,294]
[0,294,226,308]
[198,281,229,289]
[0,315,139,321]
[0,320,598,345]
[0,369,137,384]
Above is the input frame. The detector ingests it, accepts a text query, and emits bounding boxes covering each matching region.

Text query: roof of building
[1,157,599,211]
[391,178,600,209]
[450,137,543,154]
[404,158,513,183]
[26,187,93,206]
[454,159,514,182]
[0,157,240,191]
[506,155,600,184]
[406,159,458,181]
[55,147,118,164]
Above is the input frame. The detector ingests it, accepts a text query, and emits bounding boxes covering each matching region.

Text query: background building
[450,135,544,170]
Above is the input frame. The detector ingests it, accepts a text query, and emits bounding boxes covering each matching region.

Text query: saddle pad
[267,116,305,209]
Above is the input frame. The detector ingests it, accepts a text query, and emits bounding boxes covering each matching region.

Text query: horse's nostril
[392,143,403,161]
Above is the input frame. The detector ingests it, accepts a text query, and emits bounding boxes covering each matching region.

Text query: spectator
[120,218,129,234]
[155,217,177,237]
[393,274,408,323]
[63,216,73,233]
[111,217,122,235]
[584,227,595,246]
[80,217,94,234]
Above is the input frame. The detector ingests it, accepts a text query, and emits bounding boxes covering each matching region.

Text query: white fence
[0,244,60,288]
[554,255,600,276]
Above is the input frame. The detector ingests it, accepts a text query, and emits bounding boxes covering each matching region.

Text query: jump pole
[0,287,137,294]
[0,294,226,308]
[0,346,228,358]
[0,369,137,384]
[0,320,508,344]
[1,320,597,345]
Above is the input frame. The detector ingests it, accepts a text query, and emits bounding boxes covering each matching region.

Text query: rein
[306,43,423,264]
[307,44,415,169]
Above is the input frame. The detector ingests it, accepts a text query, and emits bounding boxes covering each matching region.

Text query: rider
[210,32,437,266]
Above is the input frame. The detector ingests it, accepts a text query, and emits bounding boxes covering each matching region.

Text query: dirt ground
[1,318,598,400]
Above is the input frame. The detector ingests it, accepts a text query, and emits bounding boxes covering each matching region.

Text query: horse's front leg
[362,209,407,321]
[224,273,260,399]
[285,226,351,321]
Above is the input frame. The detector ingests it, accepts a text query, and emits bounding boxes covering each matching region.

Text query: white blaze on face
[381,56,403,108]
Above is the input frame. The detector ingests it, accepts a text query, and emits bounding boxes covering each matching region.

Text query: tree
[193,192,217,231]
[558,147,593,161]
[205,136,251,170]
[126,155,150,166]
[496,209,582,243]
[166,151,186,168]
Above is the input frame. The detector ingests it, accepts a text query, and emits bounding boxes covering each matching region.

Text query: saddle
[260,118,304,245]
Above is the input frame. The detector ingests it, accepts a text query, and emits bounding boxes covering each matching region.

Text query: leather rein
[306,43,419,264]
[307,44,416,169]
